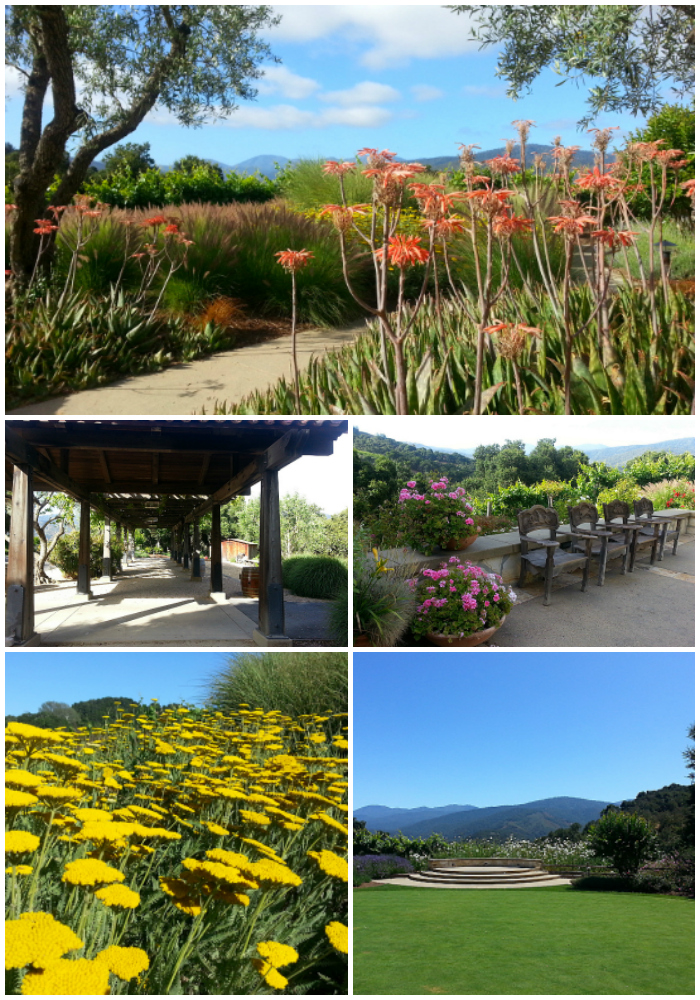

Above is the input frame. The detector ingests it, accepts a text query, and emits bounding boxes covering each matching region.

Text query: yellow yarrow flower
[240,809,271,827]
[94,883,141,909]
[5,789,39,809]
[5,769,44,790]
[94,945,150,980]
[325,921,348,954]
[6,864,33,875]
[257,940,299,968]
[62,858,125,886]
[5,830,41,854]
[5,911,83,970]
[307,850,348,881]
[19,957,110,995]
[6,723,63,744]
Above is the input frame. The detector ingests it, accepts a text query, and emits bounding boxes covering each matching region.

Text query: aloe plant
[210,285,693,416]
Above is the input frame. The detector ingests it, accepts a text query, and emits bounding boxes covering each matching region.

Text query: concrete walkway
[30,556,334,646]
[8,321,367,416]
[493,533,694,648]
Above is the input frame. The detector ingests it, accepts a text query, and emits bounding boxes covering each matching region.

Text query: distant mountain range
[157,144,597,180]
[355,795,618,841]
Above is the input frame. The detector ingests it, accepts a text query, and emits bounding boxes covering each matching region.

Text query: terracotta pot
[353,633,372,647]
[426,619,504,647]
[240,566,260,597]
[442,533,478,552]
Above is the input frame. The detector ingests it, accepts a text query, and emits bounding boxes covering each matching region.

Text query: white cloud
[463,84,507,99]
[320,81,400,107]
[4,66,26,99]
[216,102,393,131]
[268,5,482,68]
[411,84,444,102]
[257,64,321,100]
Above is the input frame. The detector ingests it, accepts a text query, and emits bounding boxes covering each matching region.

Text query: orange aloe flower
[33,219,59,235]
[484,155,520,175]
[322,161,356,176]
[590,229,638,249]
[374,235,429,269]
[422,215,466,239]
[274,248,315,273]
[492,211,534,239]
[319,204,368,233]
[575,167,622,192]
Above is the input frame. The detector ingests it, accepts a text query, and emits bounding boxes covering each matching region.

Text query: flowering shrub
[410,558,516,640]
[633,853,694,898]
[352,854,416,886]
[397,478,480,554]
[640,478,695,511]
[5,706,348,995]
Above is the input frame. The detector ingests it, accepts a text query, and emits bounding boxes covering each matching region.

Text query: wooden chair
[517,505,594,606]
[567,502,632,586]
[602,500,660,571]
[633,498,681,561]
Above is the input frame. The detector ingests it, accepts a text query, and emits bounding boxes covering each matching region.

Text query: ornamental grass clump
[410,557,517,643]
[396,477,479,554]
[5,703,348,995]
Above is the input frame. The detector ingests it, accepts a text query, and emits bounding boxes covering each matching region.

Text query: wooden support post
[182,522,190,570]
[210,505,223,594]
[170,530,176,561]
[102,518,112,579]
[77,500,92,596]
[176,526,183,564]
[191,520,202,580]
[6,463,35,644]
[255,470,290,645]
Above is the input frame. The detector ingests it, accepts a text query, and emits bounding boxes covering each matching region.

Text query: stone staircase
[407,864,564,887]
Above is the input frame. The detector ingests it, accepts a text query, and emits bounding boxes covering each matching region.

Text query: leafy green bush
[623,451,695,485]
[597,478,644,511]
[282,555,348,599]
[206,651,348,720]
[587,811,657,875]
[52,532,123,579]
[82,164,276,208]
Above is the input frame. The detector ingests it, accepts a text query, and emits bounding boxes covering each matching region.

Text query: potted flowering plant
[397,477,480,555]
[409,557,517,646]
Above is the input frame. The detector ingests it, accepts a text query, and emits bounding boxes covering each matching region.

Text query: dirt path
[8,320,367,416]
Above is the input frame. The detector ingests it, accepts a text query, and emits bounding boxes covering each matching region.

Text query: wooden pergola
[5,419,347,646]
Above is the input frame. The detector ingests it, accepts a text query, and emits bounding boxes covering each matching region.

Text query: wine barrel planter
[240,566,260,597]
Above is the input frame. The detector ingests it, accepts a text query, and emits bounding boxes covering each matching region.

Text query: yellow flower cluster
[5,704,347,994]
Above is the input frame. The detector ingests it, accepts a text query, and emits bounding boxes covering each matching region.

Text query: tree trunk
[34,521,64,584]
[11,7,188,279]
[11,7,83,279]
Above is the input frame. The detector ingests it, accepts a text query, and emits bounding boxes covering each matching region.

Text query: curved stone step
[408,869,561,885]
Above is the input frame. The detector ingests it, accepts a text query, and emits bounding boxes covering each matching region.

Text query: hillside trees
[448,5,695,126]
[5,4,279,278]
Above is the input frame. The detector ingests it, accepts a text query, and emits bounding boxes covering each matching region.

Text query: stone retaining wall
[381,509,693,584]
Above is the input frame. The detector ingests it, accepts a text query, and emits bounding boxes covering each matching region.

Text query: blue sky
[5,651,244,715]
[4,3,678,168]
[353,652,695,808]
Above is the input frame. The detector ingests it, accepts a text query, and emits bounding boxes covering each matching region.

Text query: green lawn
[353,886,694,995]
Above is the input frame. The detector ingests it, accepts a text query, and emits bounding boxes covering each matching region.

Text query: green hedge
[281,555,348,600]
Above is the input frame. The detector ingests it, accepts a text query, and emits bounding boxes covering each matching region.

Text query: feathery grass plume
[205,652,348,719]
